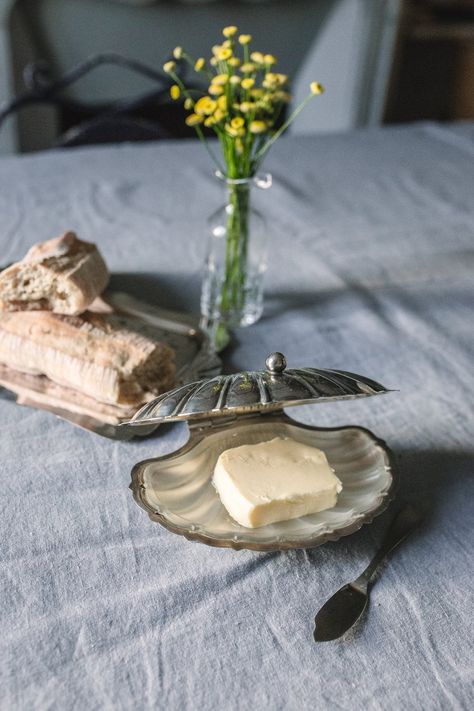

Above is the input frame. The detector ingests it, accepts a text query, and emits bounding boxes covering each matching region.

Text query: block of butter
[212,436,342,528]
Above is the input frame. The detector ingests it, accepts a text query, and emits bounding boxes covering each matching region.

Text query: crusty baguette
[0,232,109,314]
[0,311,175,407]
[0,364,135,425]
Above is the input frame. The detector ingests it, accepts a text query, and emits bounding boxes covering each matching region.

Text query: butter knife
[313,504,422,642]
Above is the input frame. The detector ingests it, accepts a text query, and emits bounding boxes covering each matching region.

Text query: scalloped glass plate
[130,414,396,551]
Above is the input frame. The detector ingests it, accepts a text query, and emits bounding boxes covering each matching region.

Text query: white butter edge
[212,436,342,528]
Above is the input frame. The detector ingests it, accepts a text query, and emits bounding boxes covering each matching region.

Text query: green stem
[220,181,250,321]
[168,70,225,173]
[194,124,225,173]
[253,92,314,164]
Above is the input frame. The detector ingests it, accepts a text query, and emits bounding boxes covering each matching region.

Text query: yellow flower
[230,117,245,129]
[170,84,180,100]
[238,34,252,45]
[223,26,238,38]
[263,73,288,90]
[250,88,264,99]
[239,101,255,113]
[210,57,218,67]
[228,57,241,67]
[264,54,277,66]
[185,113,204,127]
[204,116,216,127]
[241,77,255,90]
[222,39,232,49]
[249,120,267,134]
[250,51,264,64]
[208,84,224,96]
[240,62,257,74]
[217,95,228,111]
[163,61,176,74]
[184,97,194,110]
[194,57,205,71]
[194,96,217,116]
[229,75,241,85]
[212,73,229,85]
[173,47,183,60]
[225,123,244,138]
[214,108,226,122]
[215,47,233,61]
[310,81,324,95]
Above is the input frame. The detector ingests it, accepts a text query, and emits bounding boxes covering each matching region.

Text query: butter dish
[128,353,396,551]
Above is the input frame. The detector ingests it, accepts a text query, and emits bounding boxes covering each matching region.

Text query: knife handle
[356,504,422,587]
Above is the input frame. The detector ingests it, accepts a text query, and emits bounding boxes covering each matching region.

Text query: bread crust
[0,310,175,406]
[0,363,135,425]
[0,232,109,314]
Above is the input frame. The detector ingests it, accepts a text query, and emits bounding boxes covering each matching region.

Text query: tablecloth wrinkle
[1,122,473,711]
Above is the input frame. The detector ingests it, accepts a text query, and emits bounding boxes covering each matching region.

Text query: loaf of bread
[0,232,109,315]
[0,311,175,407]
[0,364,135,425]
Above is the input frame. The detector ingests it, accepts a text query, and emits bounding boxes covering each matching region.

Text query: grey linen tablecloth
[1,123,473,710]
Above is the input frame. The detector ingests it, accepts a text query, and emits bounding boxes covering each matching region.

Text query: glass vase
[200,171,272,350]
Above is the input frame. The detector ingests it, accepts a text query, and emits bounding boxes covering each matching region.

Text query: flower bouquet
[164,26,324,350]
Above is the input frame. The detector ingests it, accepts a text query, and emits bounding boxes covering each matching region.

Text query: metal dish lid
[127,352,390,427]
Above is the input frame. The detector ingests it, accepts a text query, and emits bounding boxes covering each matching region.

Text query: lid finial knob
[265,352,287,375]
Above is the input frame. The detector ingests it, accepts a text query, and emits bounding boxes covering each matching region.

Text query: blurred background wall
[0,0,472,155]
[0,0,401,153]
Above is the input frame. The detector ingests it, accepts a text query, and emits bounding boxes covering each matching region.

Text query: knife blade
[313,504,422,642]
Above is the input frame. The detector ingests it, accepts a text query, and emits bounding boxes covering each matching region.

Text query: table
[1,123,473,710]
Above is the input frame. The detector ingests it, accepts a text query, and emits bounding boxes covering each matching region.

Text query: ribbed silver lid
[126,352,389,426]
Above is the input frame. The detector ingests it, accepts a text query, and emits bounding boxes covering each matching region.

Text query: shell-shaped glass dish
[130,412,396,551]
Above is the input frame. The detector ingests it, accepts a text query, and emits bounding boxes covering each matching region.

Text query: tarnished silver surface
[0,291,222,439]
[127,351,389,427]
[130,411,397,551]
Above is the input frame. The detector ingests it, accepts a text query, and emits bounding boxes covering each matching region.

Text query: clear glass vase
[200,171,272,350]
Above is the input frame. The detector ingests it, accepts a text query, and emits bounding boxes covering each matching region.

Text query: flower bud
[215,47,232,61]
[170,85,180,100]
[208,84,224,96]
[264,54,277,66]
[249,120,267,134]
[241,78,255,90]
[212,74,229,85]
[223,26,238,38]
[250,52,264,64]
[310,81,324,95]
[185,113,203,126]
[194,58,205,71]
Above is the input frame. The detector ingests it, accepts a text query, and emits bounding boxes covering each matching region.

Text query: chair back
[0,52,198,148]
